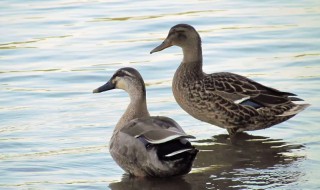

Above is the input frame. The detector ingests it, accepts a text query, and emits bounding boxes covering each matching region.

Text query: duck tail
[277,103,310,117]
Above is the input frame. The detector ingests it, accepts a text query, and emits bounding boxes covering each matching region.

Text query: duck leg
[227,128,238,137]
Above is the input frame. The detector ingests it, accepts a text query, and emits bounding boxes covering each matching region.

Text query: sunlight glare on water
[1,0,320,189]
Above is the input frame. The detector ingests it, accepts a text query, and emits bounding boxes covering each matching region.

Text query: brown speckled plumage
[151,24,310,135]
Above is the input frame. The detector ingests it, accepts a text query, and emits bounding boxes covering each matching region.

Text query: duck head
[93,67,146,97]
[150,24,201,54]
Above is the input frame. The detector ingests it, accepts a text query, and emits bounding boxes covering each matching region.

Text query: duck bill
[150,38,172,54]
[92,80,115,93]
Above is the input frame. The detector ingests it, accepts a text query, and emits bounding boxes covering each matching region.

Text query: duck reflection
[109,133,305,190]
[186,133,305,189]
[109,174,191,190]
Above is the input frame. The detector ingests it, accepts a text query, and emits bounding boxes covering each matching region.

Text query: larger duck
[93,67,198,177]
[150,24,310,136]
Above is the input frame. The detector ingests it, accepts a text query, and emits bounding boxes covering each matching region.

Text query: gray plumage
[150,24,310,135]
[93,67,198,177]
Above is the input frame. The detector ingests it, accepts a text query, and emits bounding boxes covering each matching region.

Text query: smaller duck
[93,67,198,177]
[150,24,310,136]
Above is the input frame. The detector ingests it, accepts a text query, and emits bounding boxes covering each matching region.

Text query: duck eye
[177,32,187,40]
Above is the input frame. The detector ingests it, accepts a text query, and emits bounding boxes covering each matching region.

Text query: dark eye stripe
[169,29,185,36]
[114,71,128,78]
[178,33,187,40]
[114,69,136,79]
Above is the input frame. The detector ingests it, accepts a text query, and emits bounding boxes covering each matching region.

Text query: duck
[150,24,310,136]
[92,67,198,177]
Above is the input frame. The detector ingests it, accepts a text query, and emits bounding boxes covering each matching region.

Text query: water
[1,0,319,189]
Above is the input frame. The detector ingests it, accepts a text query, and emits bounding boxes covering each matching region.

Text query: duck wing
[121,116,195,144]
[203,72,302,108]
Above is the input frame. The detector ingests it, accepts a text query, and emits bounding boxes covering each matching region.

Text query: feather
[135,129,195,144]
[239,99,263,109]
[165,149,194,157]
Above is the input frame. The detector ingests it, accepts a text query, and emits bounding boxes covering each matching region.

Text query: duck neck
[177,41,204,80]
[115,87,150,132]
[182,40,203,64]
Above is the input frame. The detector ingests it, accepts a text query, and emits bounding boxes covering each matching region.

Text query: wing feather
[121,116,195,144]
[204,72,301,107]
